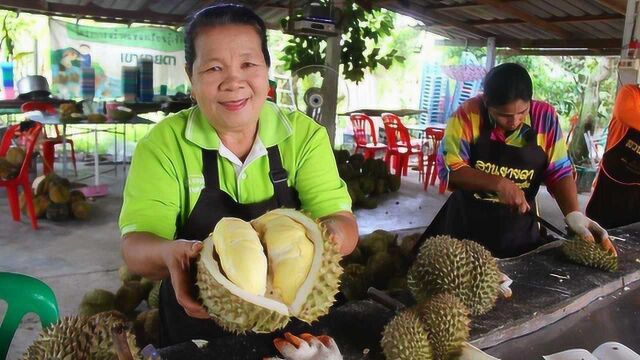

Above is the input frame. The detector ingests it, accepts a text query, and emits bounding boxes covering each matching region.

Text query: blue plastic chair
[0,272,59,360]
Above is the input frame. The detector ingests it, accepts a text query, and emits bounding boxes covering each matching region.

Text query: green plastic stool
[0,272,59,360]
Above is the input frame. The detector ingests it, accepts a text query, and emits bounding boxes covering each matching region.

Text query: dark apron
[159,145,301,346]
[420,105,548,258]
[586,127,640,229]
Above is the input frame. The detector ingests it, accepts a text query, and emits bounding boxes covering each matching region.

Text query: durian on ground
[22,311,139,360]
[197,208,343,334]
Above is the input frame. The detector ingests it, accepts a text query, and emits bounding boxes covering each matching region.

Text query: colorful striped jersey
[437,95,572,188]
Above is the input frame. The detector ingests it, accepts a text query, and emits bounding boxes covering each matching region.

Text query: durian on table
[381,293,470,360]
[562,236,618,272]
[196,208,343,333]
[408,235,501,316]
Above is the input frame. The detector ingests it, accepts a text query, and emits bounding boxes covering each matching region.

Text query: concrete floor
[0,159,591,359]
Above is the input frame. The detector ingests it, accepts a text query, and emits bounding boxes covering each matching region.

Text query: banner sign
[49,19,188,99]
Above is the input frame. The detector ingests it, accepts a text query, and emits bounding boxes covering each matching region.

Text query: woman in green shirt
[118,4,358,346]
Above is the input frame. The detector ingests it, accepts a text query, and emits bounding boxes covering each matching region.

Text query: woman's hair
[483,63,533,107]
[184,3,271,76]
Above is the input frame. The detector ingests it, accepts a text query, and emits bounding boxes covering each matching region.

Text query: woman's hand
[496,177,530,214]
[161,240,210,319]
[565,211,618,256]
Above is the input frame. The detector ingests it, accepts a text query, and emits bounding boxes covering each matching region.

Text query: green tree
[279,1,404,82]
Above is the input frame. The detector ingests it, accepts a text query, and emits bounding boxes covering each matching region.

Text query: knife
[529,211,568,239]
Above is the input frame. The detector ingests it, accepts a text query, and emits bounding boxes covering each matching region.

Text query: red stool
[21,101,77,176]
[0,123,43,229]
[381,113,422,176]
[350,113,387,159]
[421,127,445,193]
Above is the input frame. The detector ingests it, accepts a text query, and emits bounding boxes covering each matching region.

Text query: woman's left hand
[565,211,617,256]
[320,212,359,256]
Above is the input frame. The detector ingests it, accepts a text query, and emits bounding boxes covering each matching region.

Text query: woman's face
[487,99,530,132]
[189,24,269,132]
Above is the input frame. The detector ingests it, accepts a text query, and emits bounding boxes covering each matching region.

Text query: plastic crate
[575,166,597,193]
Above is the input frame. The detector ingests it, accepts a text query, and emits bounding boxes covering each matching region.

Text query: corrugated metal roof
[0,0,627,54]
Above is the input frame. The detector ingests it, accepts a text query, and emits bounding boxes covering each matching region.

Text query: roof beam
[383,2,497,39]
[436,38,622,49]
[468,13,624,26]
[473,0,573,38]
[423,0,520,11]
[497,48,620,56]
[594,0,627,15]
[0,0,187,25]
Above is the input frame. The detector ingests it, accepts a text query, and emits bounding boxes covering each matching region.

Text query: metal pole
[618,0,640,86]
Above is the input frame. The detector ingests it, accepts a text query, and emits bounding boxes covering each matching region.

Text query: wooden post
[322,35,340,147]
[486,37,496,71]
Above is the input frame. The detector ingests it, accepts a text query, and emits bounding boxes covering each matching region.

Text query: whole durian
[381,309,433,360]
[562,236,618,272]
[340,263,370,301]
[22,311,139,360]
[79,289,116,317]
[196,208,342,333]
[147,281,161,309]
[6,146,26,166]
[119,264,142,283]
[408,236,500,315]
[416,293,470,360]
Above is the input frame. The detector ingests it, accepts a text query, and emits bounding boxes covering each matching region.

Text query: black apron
[420,105,548,258]
[586,127,640,229]
[159,145,301,346]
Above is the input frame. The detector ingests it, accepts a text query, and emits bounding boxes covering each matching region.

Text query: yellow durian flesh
[197,209,342,334]
[252,212,314,305]
[212,218,267,296]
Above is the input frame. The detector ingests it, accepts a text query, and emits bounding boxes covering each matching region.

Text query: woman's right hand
[161,239,210,319]
[496,177,530,214]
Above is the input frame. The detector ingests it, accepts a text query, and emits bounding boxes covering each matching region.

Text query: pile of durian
[0,146,25,180]
[196,209,343,334]
[333,150,401,210]
[22,311,140,360]
[21,173,92,221]
[78,265,161,347]
[339,230,419,301]
[382,235,504,360]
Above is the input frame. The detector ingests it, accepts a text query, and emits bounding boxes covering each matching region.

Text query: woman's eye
[242,62,256,68]
[209,66,222,72]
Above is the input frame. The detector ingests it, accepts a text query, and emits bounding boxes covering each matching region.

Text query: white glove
[265,332,343,360]
[565,211,617,256]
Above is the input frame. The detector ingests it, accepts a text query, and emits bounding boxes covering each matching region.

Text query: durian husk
[408,236,500,316]
[416,293,470,360]
[381,309,433,360]
[196,209,342,334]
[22,311,139,360]
[562,236,618,272]
[147,281,161,309]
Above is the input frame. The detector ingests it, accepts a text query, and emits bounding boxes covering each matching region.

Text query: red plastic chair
[0,123,43,229]
[420,127,446,192]
[350,113,387,159]
[21,101,77,176]
[381,113,422,176]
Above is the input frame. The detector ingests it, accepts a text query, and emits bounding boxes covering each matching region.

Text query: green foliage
[443,47,616,131]
[279,1,404,82]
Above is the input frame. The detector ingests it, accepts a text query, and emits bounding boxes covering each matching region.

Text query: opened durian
[562,236,618,272]
[196,208,342,333]
[416,293,470,360]
[408,236,500,316]
[22,311,139,360]
[381,309,433,360]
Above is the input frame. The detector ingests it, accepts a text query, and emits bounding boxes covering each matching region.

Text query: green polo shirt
[119,102,351,240]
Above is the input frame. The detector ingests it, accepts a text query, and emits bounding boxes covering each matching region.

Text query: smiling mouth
[219,98,249,111]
